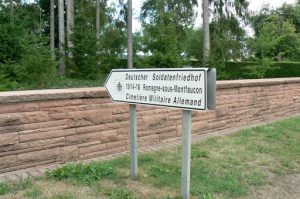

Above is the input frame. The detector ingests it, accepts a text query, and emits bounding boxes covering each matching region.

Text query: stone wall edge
[1,78,300,103]
[0,87,109,104]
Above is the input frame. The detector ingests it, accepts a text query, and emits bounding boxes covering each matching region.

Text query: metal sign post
[181,109,192,199]
[130,104,138,178]
[105,68,216,198]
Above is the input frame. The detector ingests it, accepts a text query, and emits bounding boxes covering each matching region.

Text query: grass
[0,179,32,195]
[46,162,115,184]
[0,116,299,199]
[23,186,42,198]
[50,192,75,199]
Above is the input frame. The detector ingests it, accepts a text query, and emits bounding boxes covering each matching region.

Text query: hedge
[218,61,300,80]
[99,58,300,80]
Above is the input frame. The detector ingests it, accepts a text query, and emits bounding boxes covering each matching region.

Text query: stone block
[19,137,65,149]
[0,155,17,168]
[0,144,20,153]
[113,113,129,122]
[20,129,75,142]
[82,98,111,105]
[0,125,22,134]
[0,159,58,174]
[67,109,113,128]
[0,103,23,114]
[66,132,102,145]
[61,145,79,163]
[76,124,112,134]
[48,113,68,120]
[19,111,49,124]
[0,113,21,126]
[138,135,159,147]
[22,119,67,131]
[23,102,40,112]
[0,132,18,147]
[193,121,209,133]
[107,140,128,149]
[17,148,61,163]
[79,142,107,155]
[159,131,178,141]
[39,99,83,109]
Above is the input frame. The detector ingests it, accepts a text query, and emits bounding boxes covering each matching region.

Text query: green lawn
[0,116,299,199]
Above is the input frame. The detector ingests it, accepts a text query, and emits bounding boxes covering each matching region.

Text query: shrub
[46,162,114,184]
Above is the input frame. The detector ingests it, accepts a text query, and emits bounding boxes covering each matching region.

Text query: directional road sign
[105,68,215,110]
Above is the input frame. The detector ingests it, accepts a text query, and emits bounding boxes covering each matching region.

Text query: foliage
[17,46,56,88]
[244,58,274,78]
[0,183,9,195]
[46,162,115,184]
[217,61,300,80]
[250,5,300,61]
[0,179,32,195]
[0,4,56,90]
[139,0,198,67]
[191,149,210,159]
[66,0,126,79]
[51,192,75,199]
[100,187,137,199]
[265,61,300,78]
[183,28,203,64]
[1,0,300,91]
[24,186,42,199]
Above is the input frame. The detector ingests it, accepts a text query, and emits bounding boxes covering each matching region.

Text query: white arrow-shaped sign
[105,68,214,110]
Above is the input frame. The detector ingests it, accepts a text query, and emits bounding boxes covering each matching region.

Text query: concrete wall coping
[217,77,300,89]
[1,78,300,103]
[0,87,108,103]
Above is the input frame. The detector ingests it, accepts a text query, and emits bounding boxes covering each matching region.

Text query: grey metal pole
[127,0,136,179]
[130,104,138,178]
[181,110,192,199]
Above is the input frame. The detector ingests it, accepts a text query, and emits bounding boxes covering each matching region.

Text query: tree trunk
[50,0,55,59]
[202,0,210,67]
[67,0,74,59]
[127,0,133,69]
[58,0,65,75]
[10,0,14,26]
[96,0,101,66]
[159,0,165,28]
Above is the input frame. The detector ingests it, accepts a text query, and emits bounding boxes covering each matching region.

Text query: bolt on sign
[105,68,216,110]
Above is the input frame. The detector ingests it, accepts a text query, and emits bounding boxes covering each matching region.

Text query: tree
[140,0,197,67]
[277,3,300,33]
[0,2,56,90]
[205,0,250,67]
[66,0,126,78]
[250,13,300,61]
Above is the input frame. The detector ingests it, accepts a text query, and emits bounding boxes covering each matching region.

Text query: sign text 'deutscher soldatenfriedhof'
[105,68,209,110]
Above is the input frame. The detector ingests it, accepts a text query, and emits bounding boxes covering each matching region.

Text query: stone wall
[0,78,300,174]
